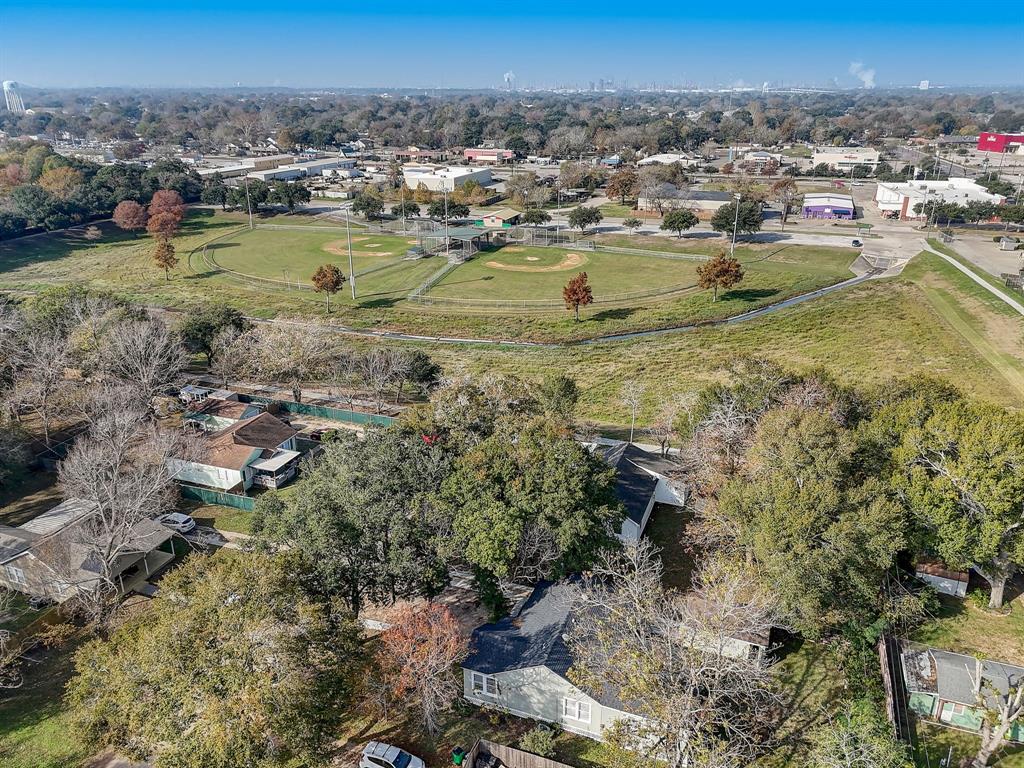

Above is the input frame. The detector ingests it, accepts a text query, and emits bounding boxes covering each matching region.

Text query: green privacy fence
[246,396,395,427]
[180,484,255,511]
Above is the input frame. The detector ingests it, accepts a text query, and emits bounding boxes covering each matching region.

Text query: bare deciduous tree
[241,323,337,403]
[8,329,73,447]
[100,317,188,406]
[208,326,247,388]
[57,388,191,623]
[620,381,646,444]
[569,541,781,768]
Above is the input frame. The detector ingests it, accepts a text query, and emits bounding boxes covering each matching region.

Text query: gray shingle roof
[465,580,631,711]
[465,580,575,677]
[593,441,661,525]
[902,645,1024,708]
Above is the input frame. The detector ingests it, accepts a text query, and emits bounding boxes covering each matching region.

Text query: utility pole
[243,176,254,230]
[400,185,407,235]
[345,206,356,299]
[443,184,450,259]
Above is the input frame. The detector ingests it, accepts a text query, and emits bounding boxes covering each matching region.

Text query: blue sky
[2,1,1021,89]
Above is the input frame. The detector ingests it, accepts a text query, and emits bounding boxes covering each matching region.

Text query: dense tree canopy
[67,553,362,768]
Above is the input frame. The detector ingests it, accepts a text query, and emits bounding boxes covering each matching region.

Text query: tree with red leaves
[112,200,147,235]
[562,271,594,322]
[148,189,186,222]
[375,603,468,736]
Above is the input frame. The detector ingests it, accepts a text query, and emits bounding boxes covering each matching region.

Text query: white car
[158,512,196,534]
[359,742,425,768]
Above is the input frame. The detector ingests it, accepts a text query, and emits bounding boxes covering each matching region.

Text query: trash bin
[451,747,466,765]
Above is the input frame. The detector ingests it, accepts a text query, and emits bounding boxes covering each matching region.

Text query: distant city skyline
[2,1,1022,90]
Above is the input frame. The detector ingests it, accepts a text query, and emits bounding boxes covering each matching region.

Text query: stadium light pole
[729,192,742,258]
[444,184,450,259]
[345,206,356,299]
[243,177,254,230]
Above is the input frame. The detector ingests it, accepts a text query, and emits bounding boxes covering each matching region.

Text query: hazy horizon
[3,0,1022,91]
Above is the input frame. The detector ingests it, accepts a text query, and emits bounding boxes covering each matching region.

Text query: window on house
[5,565,27,586]
[940,702,966,721]
[562,697,592,723]
[471,672,498,696]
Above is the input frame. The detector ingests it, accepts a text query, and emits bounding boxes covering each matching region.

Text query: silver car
[359,741,425,768]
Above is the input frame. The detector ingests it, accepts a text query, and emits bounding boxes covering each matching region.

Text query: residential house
[169,412,301,492]
[588,438,686,542]
[0,499,176,603]
[183,397,265,433]
[463,580,647,741]
[902,643,1024,741]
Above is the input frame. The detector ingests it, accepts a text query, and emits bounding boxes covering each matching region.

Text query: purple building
[801,192,855,220]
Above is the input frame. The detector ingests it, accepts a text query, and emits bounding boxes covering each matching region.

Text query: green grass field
[430,246,697,302]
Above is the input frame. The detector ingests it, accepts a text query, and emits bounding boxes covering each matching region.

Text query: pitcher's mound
[485,252,587,272]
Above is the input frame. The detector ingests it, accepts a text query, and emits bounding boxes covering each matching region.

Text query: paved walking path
[921,241,1024,317]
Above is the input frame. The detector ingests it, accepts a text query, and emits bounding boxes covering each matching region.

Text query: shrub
[519,725,556,757]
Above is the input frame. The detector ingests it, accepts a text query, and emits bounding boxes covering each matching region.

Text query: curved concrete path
[237,269,880,349]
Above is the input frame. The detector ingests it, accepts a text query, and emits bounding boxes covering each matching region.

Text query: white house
[463,581,647,741]
[169,412,301,492]
[588,438,686,541]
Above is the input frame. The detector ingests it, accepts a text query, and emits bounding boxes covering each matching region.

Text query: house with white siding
[169,412,301,492]
[587,439,686,542]
[462,580,647,741]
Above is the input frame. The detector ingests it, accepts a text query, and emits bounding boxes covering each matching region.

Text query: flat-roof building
[977,132,1024,154]
[875,177,1006,220]
[812,147,880,171]
[402,165,492,192]
[802,192,856,220]
[464,147,515,164]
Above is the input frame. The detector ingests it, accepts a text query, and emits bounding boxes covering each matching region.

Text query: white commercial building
[874,177,1006,220]
[402,165,492,192]
[812,147,881,171]
[246,157,357,183]
[638,152,700,167]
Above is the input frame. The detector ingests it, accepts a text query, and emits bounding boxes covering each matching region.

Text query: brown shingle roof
[202,412,298,470]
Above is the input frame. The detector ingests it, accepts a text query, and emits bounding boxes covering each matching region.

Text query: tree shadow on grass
[588,306,637,322]
[724,287,779,302]
[202,241,240,251]
[358,297,402,309]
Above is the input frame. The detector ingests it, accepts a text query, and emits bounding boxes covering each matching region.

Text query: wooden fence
[465,738,574,768]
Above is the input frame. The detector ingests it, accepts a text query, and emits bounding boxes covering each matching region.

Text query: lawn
[911,590,1024,662]
[912,719,1024,768]
[207,226,420,282]
[429,245,698,302]
[0,636,89,768]
[0,470,60,527]
[597,202,636,218]
[182,501,254,535]
[755,640,850,768]
[645,504,698,591]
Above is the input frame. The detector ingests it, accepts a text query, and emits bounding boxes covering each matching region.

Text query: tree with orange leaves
[375,603,467,736]
[562,271,593,322]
